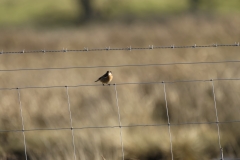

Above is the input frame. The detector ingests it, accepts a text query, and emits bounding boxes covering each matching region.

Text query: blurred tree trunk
[189,0,200,12]
[78,0,94,22]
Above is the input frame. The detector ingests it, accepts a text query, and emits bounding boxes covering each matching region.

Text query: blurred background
[0,0,240,160]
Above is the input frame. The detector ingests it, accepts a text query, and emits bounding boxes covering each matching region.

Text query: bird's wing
[101,73,109,79]
[95,73,108,82]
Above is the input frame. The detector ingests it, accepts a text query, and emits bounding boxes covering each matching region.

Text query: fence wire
[1,60,240,72]
[1,120,240,133]
[211,80,224,160]
[17,88,28,160]
[0,42,239,54]
[65,86,77,160]
[163,82,174,160]
[1,78,240,91]
[114,84,125,160]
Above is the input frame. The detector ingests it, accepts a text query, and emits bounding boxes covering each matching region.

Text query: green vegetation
[0,0,78,27]
[0,0,240,27]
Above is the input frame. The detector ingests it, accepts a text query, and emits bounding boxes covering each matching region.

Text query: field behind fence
[0,16,240,160]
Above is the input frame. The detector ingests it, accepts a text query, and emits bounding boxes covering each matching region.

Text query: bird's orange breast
[100,74,113,83]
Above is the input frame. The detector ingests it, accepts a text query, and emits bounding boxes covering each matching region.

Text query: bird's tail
[95,79,99,82]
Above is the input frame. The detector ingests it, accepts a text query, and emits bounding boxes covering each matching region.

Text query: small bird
[95,71,113,86]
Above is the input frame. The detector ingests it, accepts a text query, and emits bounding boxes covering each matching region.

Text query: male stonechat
[95,71,113,86]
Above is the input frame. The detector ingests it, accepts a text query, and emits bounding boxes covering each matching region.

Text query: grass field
[0,14,240,159]
[1,0,240,159]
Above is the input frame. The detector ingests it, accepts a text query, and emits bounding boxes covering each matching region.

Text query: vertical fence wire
[17,88,28,160]
[211,80,224,160]
[162,82,174,160]
[114,84,125,160]
[65,86,77,160]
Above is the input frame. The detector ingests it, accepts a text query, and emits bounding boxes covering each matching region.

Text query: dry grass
[0,15,240,160]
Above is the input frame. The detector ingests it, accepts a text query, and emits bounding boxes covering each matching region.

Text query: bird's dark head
[107,71,112,75]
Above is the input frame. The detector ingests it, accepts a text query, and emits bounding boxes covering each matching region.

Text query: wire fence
[1,79,240,160]
[1,43,240,159]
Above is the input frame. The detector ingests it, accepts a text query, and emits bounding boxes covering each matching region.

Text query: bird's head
[107,71,112,75]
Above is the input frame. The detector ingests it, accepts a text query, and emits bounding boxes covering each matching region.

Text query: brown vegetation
[0,15,240,160]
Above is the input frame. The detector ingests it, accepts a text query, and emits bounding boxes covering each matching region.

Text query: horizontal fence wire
[1,60,240,72]
[0,43,239,54]
[0,120,240,133]
[0,78,240,90]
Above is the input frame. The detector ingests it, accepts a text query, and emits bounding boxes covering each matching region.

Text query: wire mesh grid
[2,79,240,159]
[1,43,240,160]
